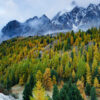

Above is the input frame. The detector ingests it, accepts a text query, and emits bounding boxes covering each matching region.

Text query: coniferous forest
[0,27,100,100]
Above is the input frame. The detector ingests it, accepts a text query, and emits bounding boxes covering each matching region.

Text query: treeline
[0,27,100,99]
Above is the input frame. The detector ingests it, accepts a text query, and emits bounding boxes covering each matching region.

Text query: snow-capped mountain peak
[87,3,97,10]
[58,9,68,16]
[26,16,38,23]
[1,3,100,39]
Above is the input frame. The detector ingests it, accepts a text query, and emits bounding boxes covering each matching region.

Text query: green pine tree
[90,87,97,100]
[52,85,60,100]
[23,83,32,100]
[60,85,69,100]
[85,83,91,96]
[29,73,35,90]
[69,84,83,100]
[23,74,35,100]
[6,76,11,91]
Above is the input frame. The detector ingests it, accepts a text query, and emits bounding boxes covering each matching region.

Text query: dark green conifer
[90,87,97,100]
[52,85,60,100]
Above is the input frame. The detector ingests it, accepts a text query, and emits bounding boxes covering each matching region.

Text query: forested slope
[0,27,100,100]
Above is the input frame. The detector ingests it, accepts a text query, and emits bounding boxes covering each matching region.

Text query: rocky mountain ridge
[1,3,100,38]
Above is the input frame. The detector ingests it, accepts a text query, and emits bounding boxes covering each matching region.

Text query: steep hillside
[0,27,100,100]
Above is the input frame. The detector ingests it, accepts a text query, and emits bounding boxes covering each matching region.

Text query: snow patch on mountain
[52,20,62,25]
[72,24,78,31]
[59,9,68,16]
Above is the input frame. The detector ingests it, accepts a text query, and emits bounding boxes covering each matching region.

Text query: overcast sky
[0,0,100,29]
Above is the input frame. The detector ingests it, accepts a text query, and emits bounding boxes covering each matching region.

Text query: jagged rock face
[52,4,100,30]
[1,3,100,38]
[2,20,23,37]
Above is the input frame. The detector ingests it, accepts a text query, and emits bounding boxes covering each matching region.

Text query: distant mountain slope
[1,3,100,38]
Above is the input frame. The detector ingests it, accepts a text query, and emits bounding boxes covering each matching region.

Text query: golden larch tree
[94,77,99,88]
[72,70,76,79]
[77,80,87,100]
[72,48,78,69]
[52,75,57,85]
[36,70,43,82]
[57,64,63,78]
[92,58,97,75]
[64,62,71,78]
[86,63,91,85]
[43,68,52,90]
[94,43,99,61]
[30,81,48,100]
[81,76,85,83]
[70,36,74,45]
[86,52,89,63]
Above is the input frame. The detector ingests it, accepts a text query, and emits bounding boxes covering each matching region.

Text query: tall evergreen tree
[68,84,83,100]
[67,37,71,49]
[60,84,69,100]
[29,73,35,89]
[6,76,11,91]
[23,74,35,100]
[23,83,32,100]
[63,83,69,94]
[90,87,97,100]
[52,85,60,100]
[85,83,91,96]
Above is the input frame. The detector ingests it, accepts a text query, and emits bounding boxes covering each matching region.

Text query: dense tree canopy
[0,27,100,100]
